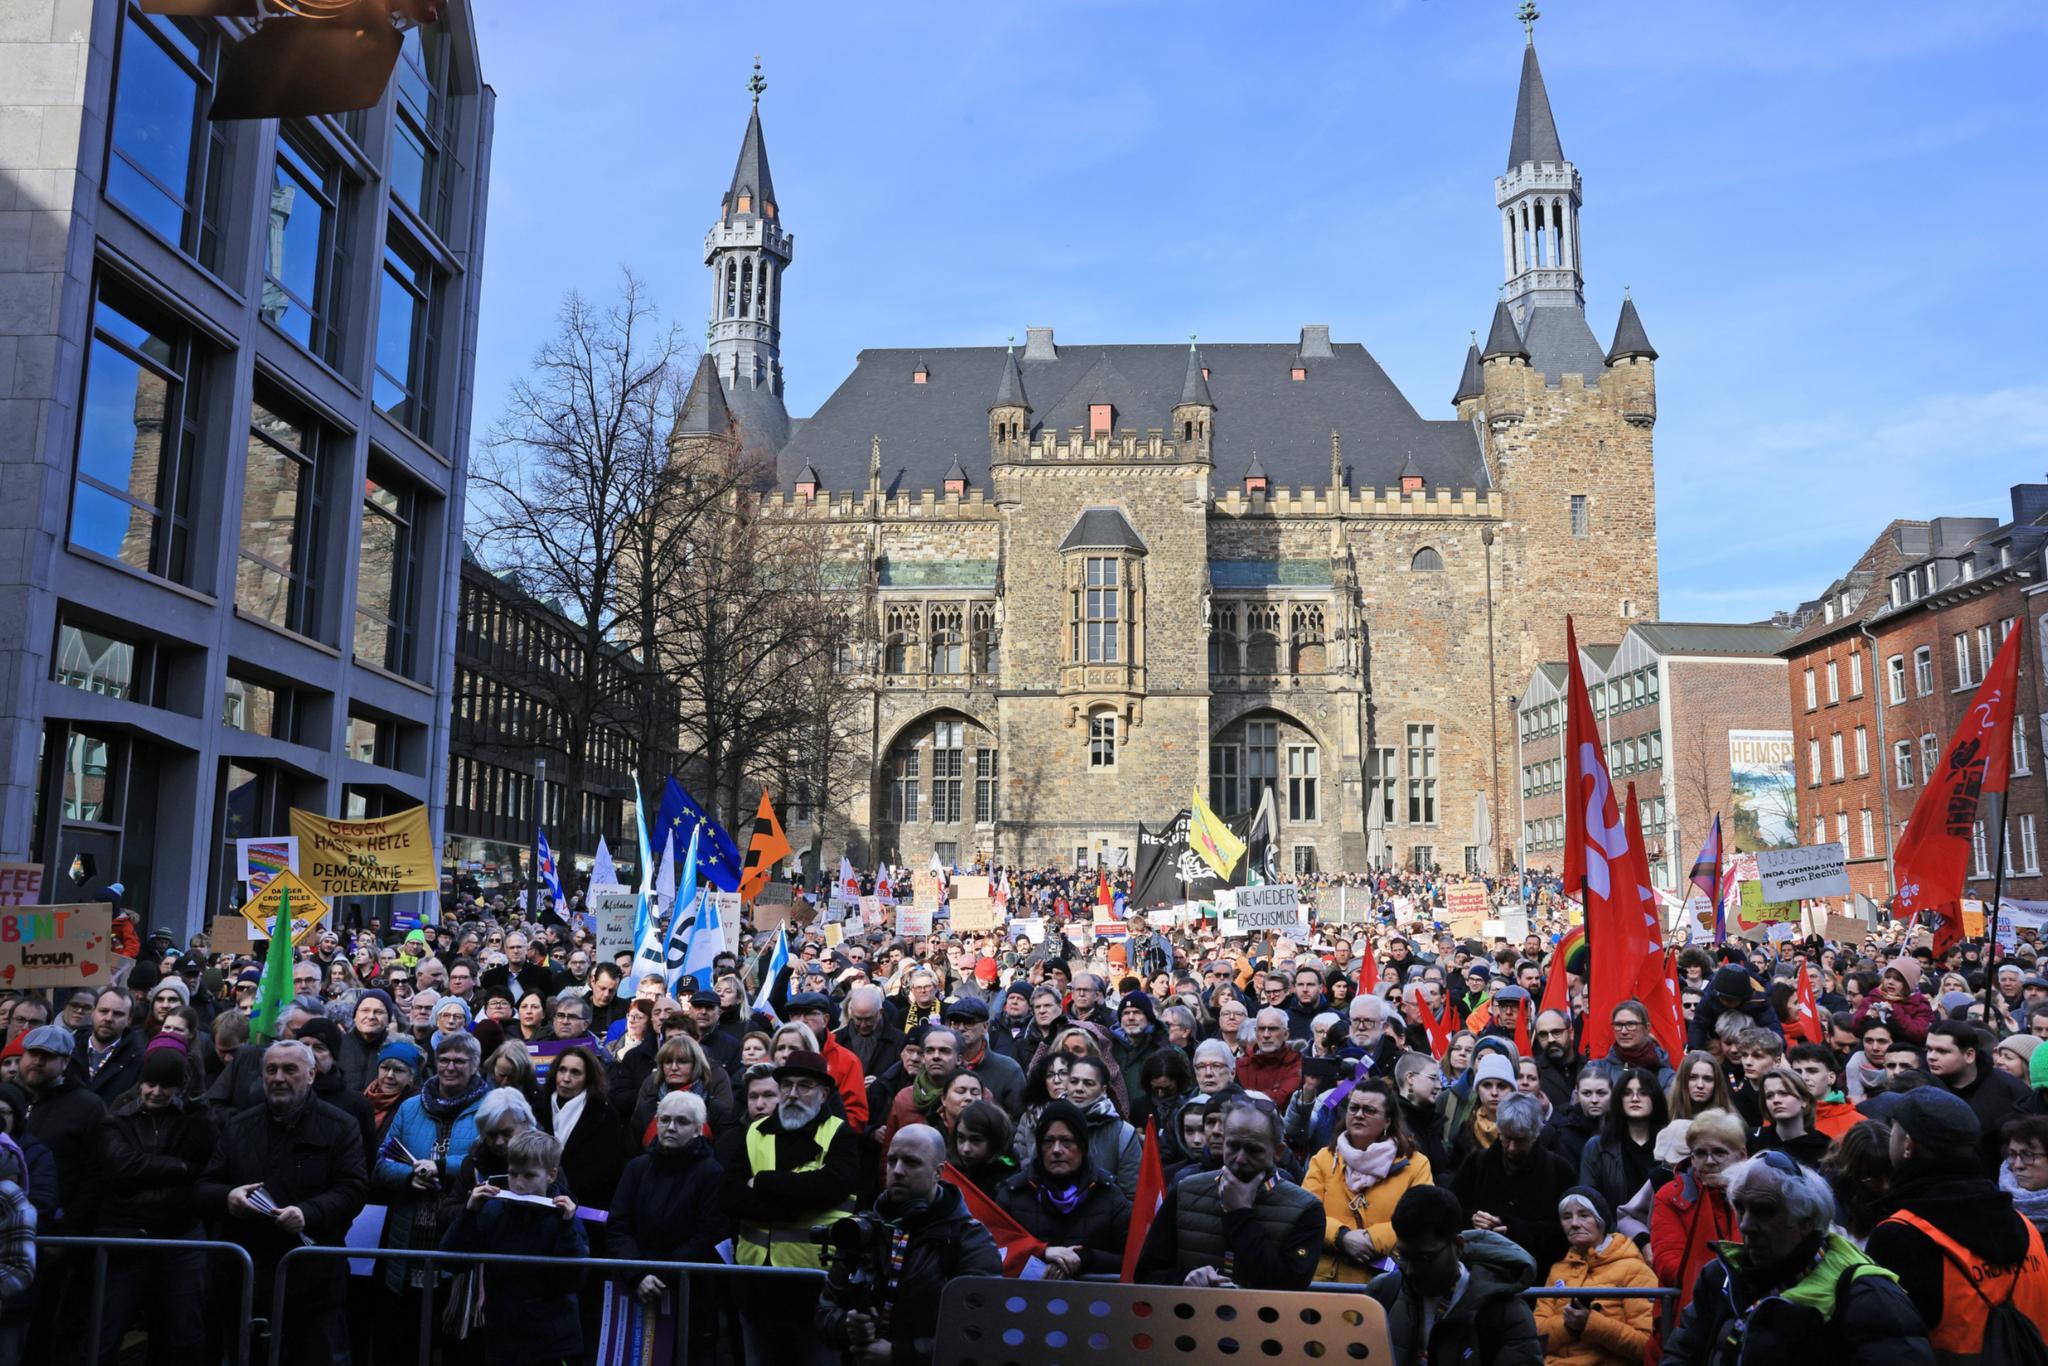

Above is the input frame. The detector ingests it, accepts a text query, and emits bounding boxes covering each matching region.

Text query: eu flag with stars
[654,778,742,893]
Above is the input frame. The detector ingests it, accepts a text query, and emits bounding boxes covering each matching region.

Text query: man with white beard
[721,1049,860,1366]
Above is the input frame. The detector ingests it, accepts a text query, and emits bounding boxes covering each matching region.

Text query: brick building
[1776,521,1931,906]
[684,34,1662,875]
[1865,488,2048,904]
[1516,622,1795,893]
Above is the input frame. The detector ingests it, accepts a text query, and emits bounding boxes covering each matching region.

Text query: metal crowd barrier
[269,1244,828,1366]
[41,1235,259,1366]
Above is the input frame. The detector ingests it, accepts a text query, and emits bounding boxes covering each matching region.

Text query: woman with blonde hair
[1658,1049,1736,1165]
[1648,1107,1745,1339]
[771,1021,818,1063]
[629,1033,733,1145]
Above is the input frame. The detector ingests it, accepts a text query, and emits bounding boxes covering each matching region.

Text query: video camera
[812,1212,892,1316]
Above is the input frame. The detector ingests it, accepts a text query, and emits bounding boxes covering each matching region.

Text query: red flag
[1563,617,1638,1060]
[1121,1119,1167,1282]
[1622,784,1687,1065]
[942,1163,1047,1277]
[1790,958,1825,1045]
[1512,997,1531,1059]
[1420,992,1455,1058]
[1538,925,1585,1022]
[1356,936,1380,998]
[1893,621,2025,954]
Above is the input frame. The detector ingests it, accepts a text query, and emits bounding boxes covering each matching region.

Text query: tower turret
[703,60,793,452]
[1496,8,1583,326]
[1172,339,1214,453]
[988,340,1030,457]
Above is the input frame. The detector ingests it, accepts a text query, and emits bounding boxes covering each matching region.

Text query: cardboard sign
[952,875,989,901]
[1231,884,1308,938]
[0,903,112,987]
[714,892,743,955]
[237,869,332,945]
[756,882,795,908]
[1757,843,1851,903]
[1443,884,1489,934]
[951,898,999,932]
[1962,905,1986,939]
[236,836,299,894]
[0,862,44,907]
[1825,913,1870,944]
[590,890,640,963]
[895,905,933,937]
[210,914,253,957]
[289,805,437,895]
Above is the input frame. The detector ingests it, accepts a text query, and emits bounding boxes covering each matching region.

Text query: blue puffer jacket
[369,1078,487,1293]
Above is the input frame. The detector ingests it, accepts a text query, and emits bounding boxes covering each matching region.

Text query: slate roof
[777,341,1486,495]
[1452,342,1485,404]
[1482,302,1528,360]
[1628,621,1796,658]
[722,105,777,224]
[676,354,732,437]
[1508,42,1565,169]
[1522,306,1609,384]
[1058,507,1147,553]
[1778,520,1933,654]
[1607,297,1657,363]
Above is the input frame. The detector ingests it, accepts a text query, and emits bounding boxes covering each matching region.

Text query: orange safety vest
[1878,1208,2048,1365]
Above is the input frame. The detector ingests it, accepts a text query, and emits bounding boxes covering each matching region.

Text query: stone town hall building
[681,36,1661,877]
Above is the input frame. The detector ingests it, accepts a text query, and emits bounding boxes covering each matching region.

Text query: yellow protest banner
[290,805,437,895]
[238,869,331,946]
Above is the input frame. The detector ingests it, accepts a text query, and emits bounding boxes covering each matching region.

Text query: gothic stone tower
[703,61,793,455]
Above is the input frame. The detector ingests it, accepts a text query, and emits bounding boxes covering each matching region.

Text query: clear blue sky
[468,0,2048,623]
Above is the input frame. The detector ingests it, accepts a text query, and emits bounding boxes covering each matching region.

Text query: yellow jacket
[1531,1232,1658,1366]
[1301,1145,1434,1283]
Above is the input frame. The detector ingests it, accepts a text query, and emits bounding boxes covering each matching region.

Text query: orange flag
[738,792,793,903]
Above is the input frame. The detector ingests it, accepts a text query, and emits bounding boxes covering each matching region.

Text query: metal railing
[41,1235,259,1366]
[269,1244,828,1366]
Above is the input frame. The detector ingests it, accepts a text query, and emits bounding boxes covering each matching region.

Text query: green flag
[251,885,294,1043]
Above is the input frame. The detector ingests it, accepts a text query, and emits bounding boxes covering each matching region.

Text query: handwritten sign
[951,898,999,932]
[895,906,933,937]
[1231,884,1308,937]
[1443,884,1489,934]
[590,890,639,963]
[236,837,298,894]
[289,805,436,895]
[1757,844,1851,903]
[0,862,44,907]
[0,903,112,987]
[210,914,253,957]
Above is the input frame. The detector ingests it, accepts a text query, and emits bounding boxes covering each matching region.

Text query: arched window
[972,602,998,674]
[1246,605,1281,674]
[740,259,754,318]
[1088,710,1117,769]
[885,603,920,675]
[1411,547,1443,572]
[723,260,737,318]
[1290,604,1326,674]
[759,261,772,321]
[929,604,963,675]
[1209,604,1239,674]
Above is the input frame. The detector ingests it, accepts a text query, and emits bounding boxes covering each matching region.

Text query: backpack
[1924,1243,2048,1366]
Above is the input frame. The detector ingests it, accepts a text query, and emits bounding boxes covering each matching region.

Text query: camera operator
[816,1125,1000,1365]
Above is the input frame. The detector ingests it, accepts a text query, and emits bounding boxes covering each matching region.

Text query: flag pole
[1985,792,2010,1027]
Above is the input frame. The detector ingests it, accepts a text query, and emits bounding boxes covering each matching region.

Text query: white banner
[895,906,933,937]
[1229,884,1308,938]
[1756,843,1851,903]
[1997,897,2048,952]
[590,890,640,963]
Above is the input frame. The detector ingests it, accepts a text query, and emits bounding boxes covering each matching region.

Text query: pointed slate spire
[794,461,822,489]
[675,353,733,437]
[1606,294,1658,363]
[721,67,778,223]
[1507,40,1564,170]
[1244,451,1268,481]
[1481,301,1529,361]
[991,345,1028,411]
[1453,338,1486,403]
[1179,341,1213,407]
[942,456,969,488]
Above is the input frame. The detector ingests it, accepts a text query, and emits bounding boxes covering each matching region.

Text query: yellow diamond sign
[237,868,331,947]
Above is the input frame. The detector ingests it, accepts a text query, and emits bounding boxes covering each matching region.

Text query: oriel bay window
[106,5,231,268]
[1075,557,1121,663]
[236,389,324,634]
[69,278,204,584]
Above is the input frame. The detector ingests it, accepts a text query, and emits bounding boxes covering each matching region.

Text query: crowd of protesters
[0,861,2046,1364]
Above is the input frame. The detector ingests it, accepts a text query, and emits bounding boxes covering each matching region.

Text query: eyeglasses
[1344,1102,1386,1118]
[1689,1147,1737,1165]
[2009,1148,2048,1167]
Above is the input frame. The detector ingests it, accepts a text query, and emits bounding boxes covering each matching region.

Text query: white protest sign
[895,906,933,937]
[714,891,743,954]
[1012,917,1046,944]
[1997,897,2048,952]
[1231,884,1308,938]
[1756,843,1851,903]
[590,890,640,963]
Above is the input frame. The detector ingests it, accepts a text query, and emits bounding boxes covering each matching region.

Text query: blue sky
[468,0,2048,623]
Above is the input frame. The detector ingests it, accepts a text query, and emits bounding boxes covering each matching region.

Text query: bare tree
[465,273,697,848]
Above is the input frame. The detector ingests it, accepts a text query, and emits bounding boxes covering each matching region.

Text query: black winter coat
[439,1195,588,1366]
[610,1138,728,1266]
[1942,1066,2039,1175]
[96,1093,216,1235]
[1365,1229,1541,1366]
[1450,1142,1577,1272]
[815,1182,1001,1362]
[1662,1235,1932,1366]
[21,1069,106,1232]
[198,1096,368,1308]
[73,1026,145,1103]
[993,1168,1131,1275]
[543,1096,629,1214]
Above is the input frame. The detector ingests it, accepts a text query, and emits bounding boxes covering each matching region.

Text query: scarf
[2000,1162,2048,1231]
[1469,1108,1499,1151]
[552,1090,588,1149]
[1609,1038,1664,1071]
[363,1074,411,1131]
[420,1073,488,1125]
[1333,1134,1398,1194]
[911,1071,944,1113]
[1036,1178,1087,1216]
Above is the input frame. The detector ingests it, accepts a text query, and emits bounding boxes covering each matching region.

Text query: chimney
[1298,324,1333,360]
[1023,326,1057,361]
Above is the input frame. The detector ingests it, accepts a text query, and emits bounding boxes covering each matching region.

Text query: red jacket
[819,1032,869,1132]
[1650,1169,1738,1318]
[1235,1045,1305,1107]
[1849,991,1934,1045]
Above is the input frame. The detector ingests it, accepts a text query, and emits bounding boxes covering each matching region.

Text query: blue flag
[654,778,742,893]
[752,927,789,1020]
[678,889,723,992]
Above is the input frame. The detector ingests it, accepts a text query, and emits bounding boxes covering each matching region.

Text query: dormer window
[1089,403,1112,439]
[1290,367,1307,382]
[1245,472,1268,496]
[1401,473,1425,495]
[736,194,751,213]
[912,362,929,385]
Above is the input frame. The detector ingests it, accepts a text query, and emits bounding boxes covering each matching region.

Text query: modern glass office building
[0,1,493,935]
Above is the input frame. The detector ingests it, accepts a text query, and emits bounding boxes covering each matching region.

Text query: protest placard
[952,875,989,901]
[0,862,44,907]
[590,890,639,962]
[951,898,999,932]
[1825,912,1870,944]
[1997,898,2048,951]
[895,906,933,937]
[290,806,437,895]
[757,882,794,908]
[1012,917,1046,944]
[0,903,112,987]
[1757,843,1851,903]
[1231,884,1308,938]
[1444,883,1489,935]
[237,869,332,945]
[236,837,298,894]
[210,914,253,957]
